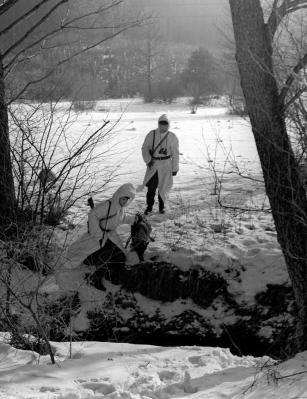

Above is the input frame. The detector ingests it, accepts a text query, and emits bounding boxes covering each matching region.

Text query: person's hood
[158,114,170,133]
[111,183,136,209]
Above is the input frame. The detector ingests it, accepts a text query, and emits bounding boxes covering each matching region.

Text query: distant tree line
[9,39,229,103]
[2,0,236,104]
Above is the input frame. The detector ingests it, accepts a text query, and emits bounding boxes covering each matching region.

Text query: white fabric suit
[60,183,136,271]
[141,120,179,203]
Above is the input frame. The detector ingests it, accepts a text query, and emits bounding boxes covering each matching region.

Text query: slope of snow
[1,338,307,399]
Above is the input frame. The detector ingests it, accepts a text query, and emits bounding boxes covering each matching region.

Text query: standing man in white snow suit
[141,114,179,215]
[57,183,136,290]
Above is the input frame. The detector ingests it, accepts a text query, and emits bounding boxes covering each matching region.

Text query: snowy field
[66,98,262,206]
[1,98,302,399]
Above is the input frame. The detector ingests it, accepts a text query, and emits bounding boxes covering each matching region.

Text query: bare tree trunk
[229,0,307,351]
[0,53,15,227]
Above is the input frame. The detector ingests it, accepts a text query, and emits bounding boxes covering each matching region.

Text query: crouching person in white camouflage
[57,183,136,290]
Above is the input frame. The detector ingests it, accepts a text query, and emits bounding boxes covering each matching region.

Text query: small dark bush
[72,100,97,112]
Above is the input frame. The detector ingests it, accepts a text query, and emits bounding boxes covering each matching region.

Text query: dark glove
[172,171,177,176]
[147,159,154,168]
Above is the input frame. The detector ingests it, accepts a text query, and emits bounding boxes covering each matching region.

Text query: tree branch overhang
[268,0,307,40]
[280,53,307,108]
[266,0,307,106]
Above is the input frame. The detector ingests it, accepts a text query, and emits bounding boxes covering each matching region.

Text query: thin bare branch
[7,22,142,104]
[59,0,123,29]
[4,0,127,72]
[51,121,110,181]
[277,370,307,379]
[3,0,69,58]
[0,0,54,37]
[287,0,307,12]
[0,0,19,16]
[61,24,124,30]
[267,0,307,39]
[217,198,271,213]
[288,3,307,11]
[284,86,307,110]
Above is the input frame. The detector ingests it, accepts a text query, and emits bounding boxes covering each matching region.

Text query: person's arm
[87,201,109,241]
[122,212,136,225]
[171,134,179,175]
[142,131,153,165]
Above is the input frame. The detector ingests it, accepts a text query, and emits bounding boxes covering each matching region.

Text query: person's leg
[158,193,165,213]
[84,240,126,289]
[145,172,158,213]
[84,239,113,266]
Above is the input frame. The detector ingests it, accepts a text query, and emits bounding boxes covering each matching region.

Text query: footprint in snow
[158,370,180,381]
[188,355,202,365]
[81,381,116,395]
[40,386,59,393]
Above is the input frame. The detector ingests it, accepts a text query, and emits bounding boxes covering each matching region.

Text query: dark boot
[144,207,152,215]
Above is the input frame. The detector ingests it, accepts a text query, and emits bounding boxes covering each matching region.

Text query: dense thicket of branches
[0,0,142,224]
[0,0,143,361]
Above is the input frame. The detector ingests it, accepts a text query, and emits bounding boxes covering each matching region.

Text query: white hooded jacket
[61,183,136,270]
[141,115,179,202]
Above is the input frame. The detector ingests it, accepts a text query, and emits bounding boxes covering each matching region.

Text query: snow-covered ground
[57,98,288,305]
[1,337,307,399]
[67,97,262,204]
[2,98,302,399]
